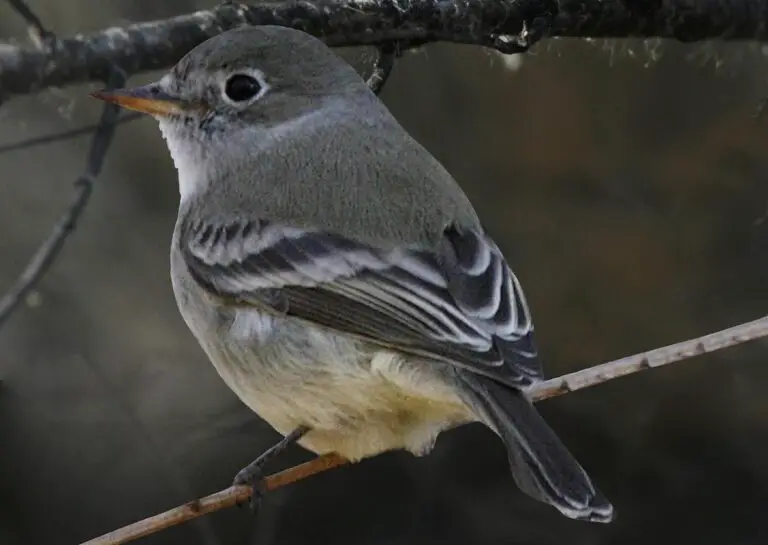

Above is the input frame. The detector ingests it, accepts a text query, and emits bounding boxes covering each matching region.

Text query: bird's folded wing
[180,218,542,387]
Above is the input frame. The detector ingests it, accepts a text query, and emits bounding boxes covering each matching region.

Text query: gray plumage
[99,25,613,523]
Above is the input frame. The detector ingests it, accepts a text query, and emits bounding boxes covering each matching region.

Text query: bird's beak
[89,84,186,117]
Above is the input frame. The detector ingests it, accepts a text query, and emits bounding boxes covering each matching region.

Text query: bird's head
[92,25,367,131]
[90,25,371,197]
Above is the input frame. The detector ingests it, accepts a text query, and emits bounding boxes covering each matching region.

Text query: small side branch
[366,44,398,95]
[6,0,54,47]
[80,313,768,545]
[0,1,127,328]
[0,112,142,155]
[0,79,124,327]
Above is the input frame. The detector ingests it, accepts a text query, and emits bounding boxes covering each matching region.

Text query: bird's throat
[157,118,211,202]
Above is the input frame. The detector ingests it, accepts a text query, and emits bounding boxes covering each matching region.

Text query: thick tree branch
[80,313,768,545]
[1,0,767,99]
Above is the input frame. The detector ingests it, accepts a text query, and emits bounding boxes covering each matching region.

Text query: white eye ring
[220,68,270,105]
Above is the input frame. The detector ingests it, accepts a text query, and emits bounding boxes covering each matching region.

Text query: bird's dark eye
[224,74,262,102]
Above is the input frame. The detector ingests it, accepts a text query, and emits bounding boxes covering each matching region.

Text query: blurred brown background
[2,1,768,544]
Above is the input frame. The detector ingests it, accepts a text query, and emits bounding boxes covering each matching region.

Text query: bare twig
[81,453,349,545]
[0,66,124,328]
[531,313,768,400]
[6,0,54,46]
[0,0,127,328]
[0,1,126,329]
[366,43,398,95]
[2,0,768,99]
[79,313,768,545]
[0,112,142,154]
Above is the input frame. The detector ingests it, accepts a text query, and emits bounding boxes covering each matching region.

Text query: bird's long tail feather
[455,371,614,523]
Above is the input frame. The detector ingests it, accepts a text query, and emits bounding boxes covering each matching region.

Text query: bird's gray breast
[169,239,378,430]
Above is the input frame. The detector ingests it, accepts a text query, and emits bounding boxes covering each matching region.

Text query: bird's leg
[233,425,310,513]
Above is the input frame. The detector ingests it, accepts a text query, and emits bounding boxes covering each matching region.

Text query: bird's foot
[232,426,311,515]
[233,460,268,515]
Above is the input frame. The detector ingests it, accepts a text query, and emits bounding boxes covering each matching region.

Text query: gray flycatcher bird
[91,25,613,523]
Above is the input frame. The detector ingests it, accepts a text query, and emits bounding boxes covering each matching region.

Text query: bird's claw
[231,427,310,516]
[233,464,267,516]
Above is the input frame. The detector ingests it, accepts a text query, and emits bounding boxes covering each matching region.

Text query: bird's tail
[455,371,614,523]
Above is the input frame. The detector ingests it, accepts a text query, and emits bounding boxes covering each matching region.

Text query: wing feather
[181,218,542,387]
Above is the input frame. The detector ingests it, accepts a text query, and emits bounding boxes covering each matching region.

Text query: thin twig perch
[80,313,768,545]
[81,453,349,545]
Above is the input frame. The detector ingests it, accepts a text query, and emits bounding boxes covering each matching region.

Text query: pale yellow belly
[211,343,474,461]
[293,369,473,461]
